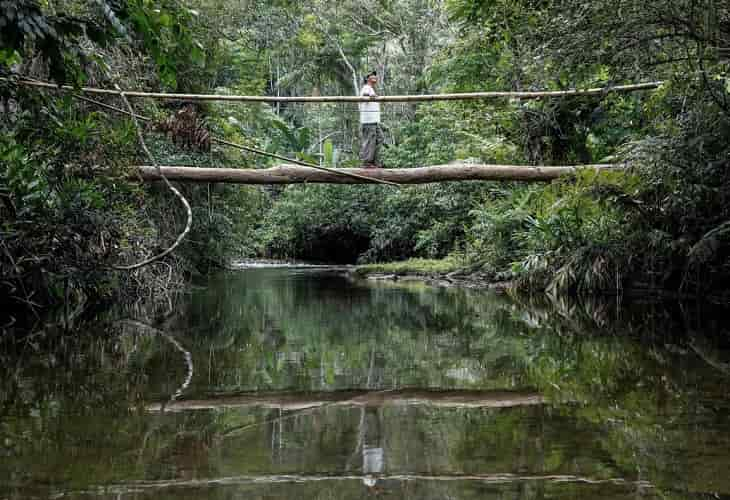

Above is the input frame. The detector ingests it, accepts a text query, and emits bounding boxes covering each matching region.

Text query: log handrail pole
[6,77,663,103]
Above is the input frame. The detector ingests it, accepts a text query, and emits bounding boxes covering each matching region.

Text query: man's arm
[361,85,377,97]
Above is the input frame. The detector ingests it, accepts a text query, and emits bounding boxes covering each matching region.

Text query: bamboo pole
[9,78,663,103]
[135,163,622,185]
[147,389,545,412]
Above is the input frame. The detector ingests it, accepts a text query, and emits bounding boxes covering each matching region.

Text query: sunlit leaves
[296,14,323,49]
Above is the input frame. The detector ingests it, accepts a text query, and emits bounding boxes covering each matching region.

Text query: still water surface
[2,268,730,499]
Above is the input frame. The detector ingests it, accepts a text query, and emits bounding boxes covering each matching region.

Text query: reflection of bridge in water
[64,473,655,496]
[146,388,545,412]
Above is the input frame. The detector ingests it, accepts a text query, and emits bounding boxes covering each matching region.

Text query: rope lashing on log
[7,77,663,103]
[23,84,399,187]
[209,137,401,186]
[135,163,623,185]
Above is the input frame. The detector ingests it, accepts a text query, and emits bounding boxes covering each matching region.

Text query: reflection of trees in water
[157,269,534,394]
[3,269,730,498]
[0,319,225,494]
[503,292,730,497]
[147,271,730,497]
[0,323,149,416]
[508,290,730,343]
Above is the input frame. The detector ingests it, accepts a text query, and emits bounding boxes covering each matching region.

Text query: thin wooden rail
[135,163,622,184]
[10,78,662,103]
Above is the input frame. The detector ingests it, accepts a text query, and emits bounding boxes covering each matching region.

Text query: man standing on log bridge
[359,71,384,168]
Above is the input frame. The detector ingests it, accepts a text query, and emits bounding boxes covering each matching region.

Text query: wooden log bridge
[147,389,545,412]
[137,163,621,185]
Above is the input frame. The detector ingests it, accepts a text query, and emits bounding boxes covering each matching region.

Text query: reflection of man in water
[361,407,384,493]
[363,444,384,486]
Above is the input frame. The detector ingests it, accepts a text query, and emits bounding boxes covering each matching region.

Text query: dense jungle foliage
[2,0,730,329]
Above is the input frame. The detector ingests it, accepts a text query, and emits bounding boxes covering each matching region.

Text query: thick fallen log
[147,389,545,412]
[136,163,621,185]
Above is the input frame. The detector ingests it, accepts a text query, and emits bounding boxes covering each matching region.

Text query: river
[1,267,729,499]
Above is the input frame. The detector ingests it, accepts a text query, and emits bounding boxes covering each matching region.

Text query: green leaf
[296,152,317,164]
[190,45,205,67]
[0,48,21,67]
[158,13,172,27]
[323,139,334,166]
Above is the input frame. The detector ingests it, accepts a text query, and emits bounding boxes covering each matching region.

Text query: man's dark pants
[359,123,384,166]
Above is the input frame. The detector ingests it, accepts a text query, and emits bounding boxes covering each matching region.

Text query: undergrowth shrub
[257,185,378,263]
[0,106,138,320]
[257,182,490,264]
[467,169,637,293]
[623,79,730,294]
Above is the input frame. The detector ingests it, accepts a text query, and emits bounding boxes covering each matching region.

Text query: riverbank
[353,257,513,290]
[353,258,730,303]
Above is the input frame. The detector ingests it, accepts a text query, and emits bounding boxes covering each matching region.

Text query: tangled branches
[156,105,211,152]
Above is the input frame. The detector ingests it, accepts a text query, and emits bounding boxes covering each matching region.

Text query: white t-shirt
[359,84,380,124]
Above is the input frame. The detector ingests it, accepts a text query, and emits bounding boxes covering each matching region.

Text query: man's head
[364,71,377,87]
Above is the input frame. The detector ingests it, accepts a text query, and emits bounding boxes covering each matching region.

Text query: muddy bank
[358,270,513,291]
